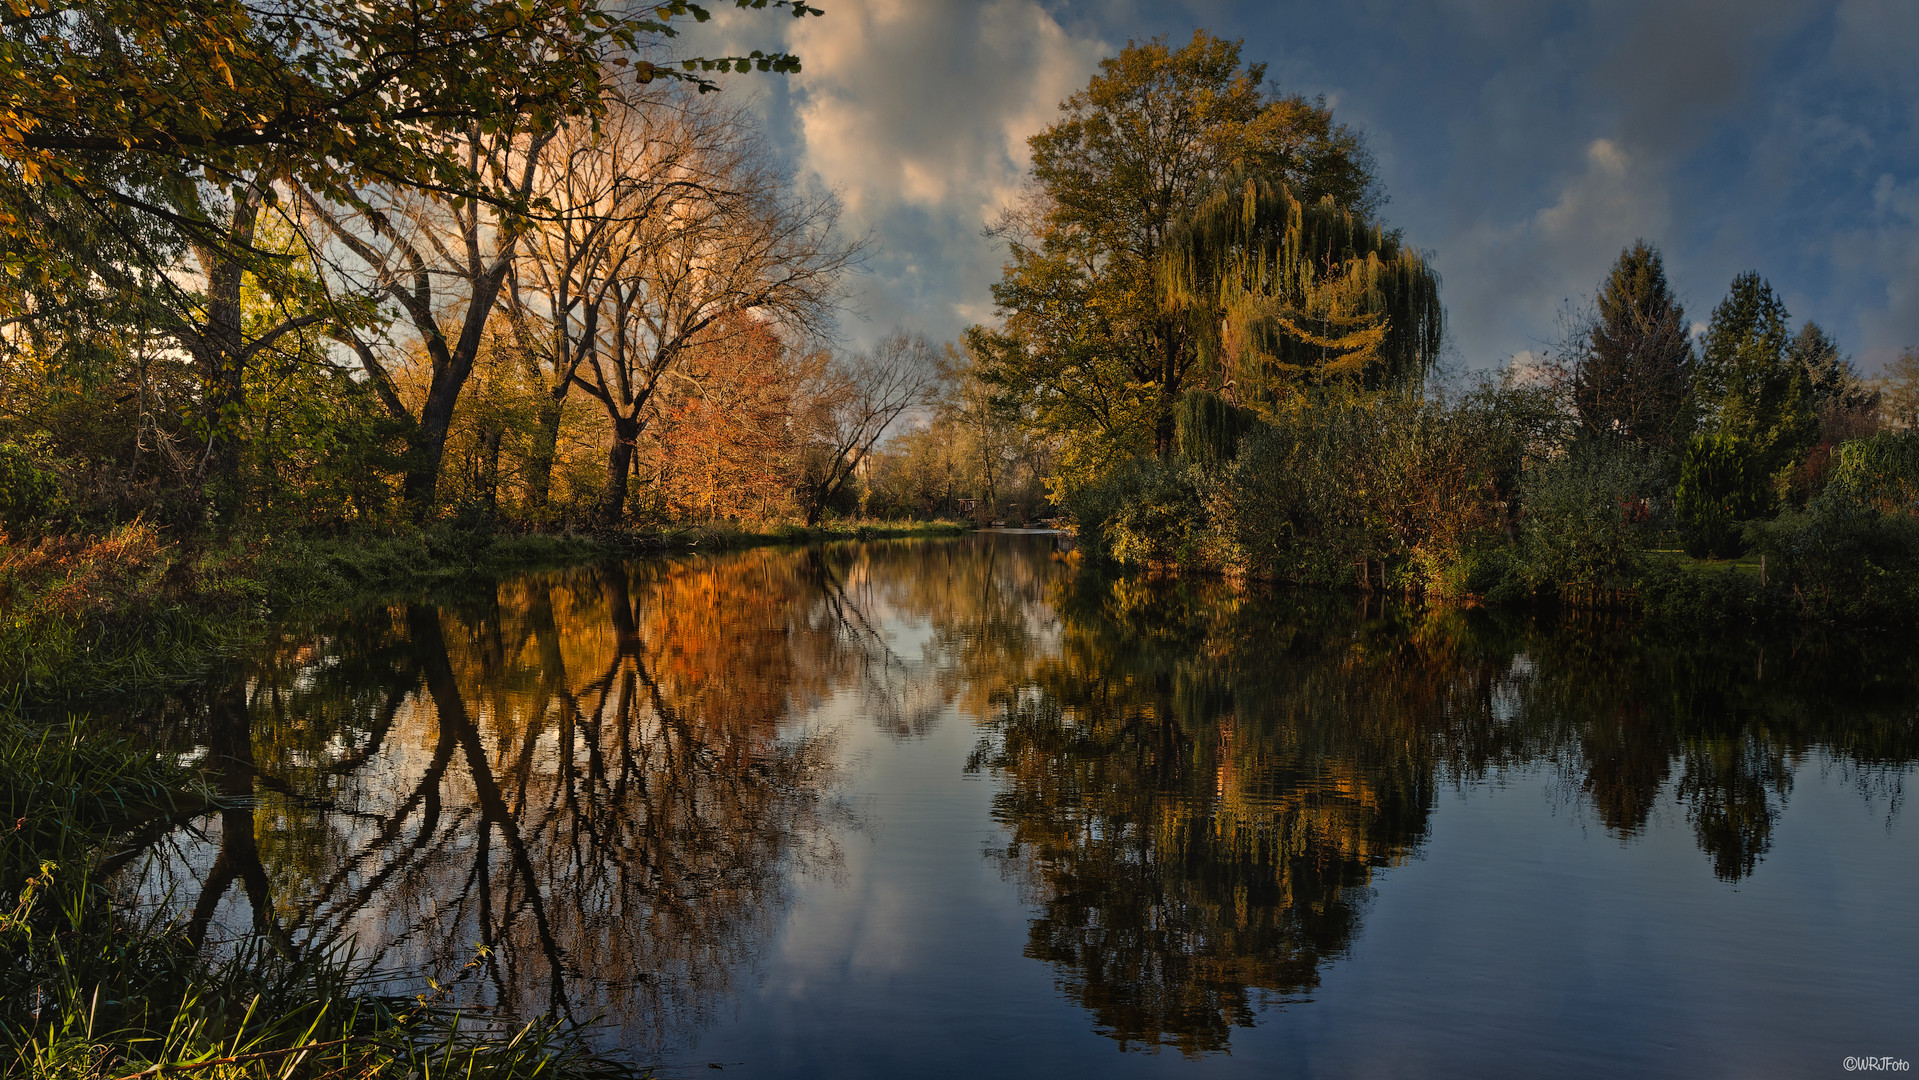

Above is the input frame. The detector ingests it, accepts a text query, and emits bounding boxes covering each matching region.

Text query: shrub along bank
[1065,389,1919,628]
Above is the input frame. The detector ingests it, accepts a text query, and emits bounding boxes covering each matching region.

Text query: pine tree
[1572,241,1694,450]
[1787,320,1865,408]
[1676,273,1816,549]
[1694,273,1812,463]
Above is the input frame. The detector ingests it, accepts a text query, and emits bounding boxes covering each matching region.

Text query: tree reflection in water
[115,536,1919,1062]
[958,570,1919,1056]
[123,548,931,1053]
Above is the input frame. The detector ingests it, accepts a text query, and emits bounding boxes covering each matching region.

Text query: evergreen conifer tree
[1787,320,1865,408]
[1676,272,1817,553]
[1572,241,1694,450]
[1694,273,1814,462]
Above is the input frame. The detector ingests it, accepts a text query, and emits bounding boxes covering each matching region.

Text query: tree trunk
[194,196,261,522]
[406,366,469,512]
[524,393,566,515]
[1154,318,1182,458]
[478,425,503,516]
[599,414,639,525]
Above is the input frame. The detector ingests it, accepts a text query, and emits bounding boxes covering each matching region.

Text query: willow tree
[975,30,1385,481]
[1157,173,1441,410]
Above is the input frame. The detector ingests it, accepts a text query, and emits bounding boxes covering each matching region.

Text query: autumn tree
[2,0,820,522]
[502,83,738,518]
[793,331,942,526]
[977,29,1386,482]
[639,315,800,521]
[1571,241,1694,451]
[567,91,855,524]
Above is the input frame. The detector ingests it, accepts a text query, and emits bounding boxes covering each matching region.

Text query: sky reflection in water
[123,534,1919,1077]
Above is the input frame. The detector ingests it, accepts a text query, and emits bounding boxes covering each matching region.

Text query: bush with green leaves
[1516,440,1658,600]
[1676,429,1765,558]
[1746,491,1919,624]
[1822,429,1919,516]
[0,443,58,535]
[1065,456,1210,567]
[1199,387,1541,592]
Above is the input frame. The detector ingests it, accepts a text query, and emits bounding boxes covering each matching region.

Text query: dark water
[120,534,1919,1077]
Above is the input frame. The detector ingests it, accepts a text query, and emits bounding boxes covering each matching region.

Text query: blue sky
[710,0,1919,374]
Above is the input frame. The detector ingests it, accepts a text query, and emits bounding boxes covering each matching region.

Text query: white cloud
[1438,136,1672,364]
[713,0,1106,345]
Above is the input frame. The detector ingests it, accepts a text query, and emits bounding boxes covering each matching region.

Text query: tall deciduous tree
[567,91,855,524]
[1572,241,1694,451]
[979,30,1385,478]
[503,86,726,517]
[299,122,556,513]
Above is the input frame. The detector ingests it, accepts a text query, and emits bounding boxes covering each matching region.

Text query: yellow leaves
[209,54,238,91]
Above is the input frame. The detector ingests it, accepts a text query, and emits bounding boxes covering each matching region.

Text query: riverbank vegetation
[1,0,1035,577]
[972,31,1919,627]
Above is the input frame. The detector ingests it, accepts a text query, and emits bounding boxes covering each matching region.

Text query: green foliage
[1692,273,1816,500]
[1160,174,1443,398]
[1789,320,1867,410]
[1073,387,1542,597]
[1172,391,1262,470]
[1101,459,1211,568]
[0,522,262,697]
[0,444,57,535]
[1572,241,1694,450]
[1746,497,1919,623]
[1822,428,1919,514]
[1515,442,1658,598]
[1204,390,1527,590]
[1676,429,1765,558]
[982,29,1394,470]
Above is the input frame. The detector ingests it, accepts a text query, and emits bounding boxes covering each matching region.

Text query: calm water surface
[120,534,1919,1078]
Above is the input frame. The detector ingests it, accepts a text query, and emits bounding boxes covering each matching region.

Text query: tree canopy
[975,30,1401,484]
[1572,241,1694,451]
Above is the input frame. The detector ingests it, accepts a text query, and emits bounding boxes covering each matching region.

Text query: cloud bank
[704,0,1918,372]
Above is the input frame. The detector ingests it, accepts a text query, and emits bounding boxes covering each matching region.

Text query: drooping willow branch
[1157,173,1442,403]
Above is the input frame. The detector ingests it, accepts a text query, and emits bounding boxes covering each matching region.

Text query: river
[116,533,1919,1077]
